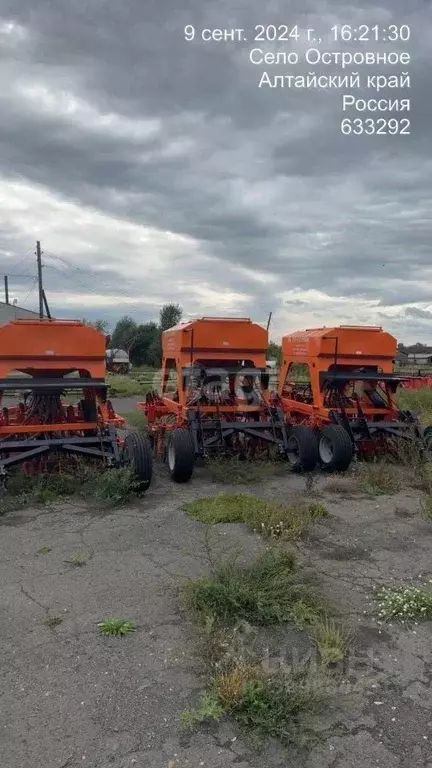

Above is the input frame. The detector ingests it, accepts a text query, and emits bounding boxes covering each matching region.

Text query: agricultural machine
[106,347,132,375]
[0,319,152,489]
[400,374,432,391]
[274,325,432,472]
[139,317,317,482]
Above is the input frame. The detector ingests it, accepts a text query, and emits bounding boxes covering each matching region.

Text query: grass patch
[107,374,154,397]
[37,546,52,555]
[207,456,286,485]
[44,616,63,628]
[180,691,225,728]
[357,460,402,496]
[421,492,432,521]
[83,467,143,508]
[181,544,348,748]
[323,474,361,496]
[184,549,324,629]
[376,585,432,622]
[97,618,136,636]
[0,465,144,515]
[312,619,353,666]
[397,387,432,422]
[181,666,322,746]
[184,494,328,540]
[64,551,90,567]
[123,410,148,429]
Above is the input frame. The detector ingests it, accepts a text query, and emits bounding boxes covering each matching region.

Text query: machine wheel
[123,431,153,491]
[318,425,353,472]
[167,428,195,483]
[286,425,319,472]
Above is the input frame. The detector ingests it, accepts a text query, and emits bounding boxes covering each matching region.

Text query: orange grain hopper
[139,317,299,482]
[0,319,152,488]
[275,325,431,470]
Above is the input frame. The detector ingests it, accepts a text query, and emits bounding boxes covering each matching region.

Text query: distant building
[396,349,409,365]
[407,352,432,365]
[0,301,40,325]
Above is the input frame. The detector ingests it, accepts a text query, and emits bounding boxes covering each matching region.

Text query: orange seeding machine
[273,325,432,471]
[0,319,152,489]
[139,317,308,482]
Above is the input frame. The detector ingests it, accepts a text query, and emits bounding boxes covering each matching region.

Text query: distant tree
[159,303,182,332]
[267,341,282,365]
[109,305,183,368]
[147,303,183,368]
[82,318,109,334]
[110,316,139,351]
[129,322,159,367]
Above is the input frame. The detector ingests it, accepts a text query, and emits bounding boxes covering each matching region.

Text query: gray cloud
[406,306,432,320]
[0,0,431,341]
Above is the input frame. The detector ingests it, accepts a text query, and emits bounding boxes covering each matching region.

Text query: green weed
[376,586,432,623]
[184,494,328,540]
[184,549,323,629]
[97,618,136,636]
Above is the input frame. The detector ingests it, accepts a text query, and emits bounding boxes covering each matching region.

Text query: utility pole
[4,276,9,304]
[36,240,43,319]
[266,311,272,331]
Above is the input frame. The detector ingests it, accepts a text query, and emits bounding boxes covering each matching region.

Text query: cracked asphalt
[1,449,432,767]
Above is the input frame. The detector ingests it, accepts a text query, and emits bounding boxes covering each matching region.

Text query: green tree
[129,322,159,367]
[160,303,182,332]
[110,316,138,351]
[149,303,183,367]
[82,318,109,334]
[267,341,282,365]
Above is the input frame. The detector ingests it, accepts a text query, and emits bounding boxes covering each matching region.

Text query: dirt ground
[1,450,432,768]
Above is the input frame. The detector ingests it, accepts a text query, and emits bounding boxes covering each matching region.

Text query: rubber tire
[318,425,353,472]
[123,430,153,492]
[286,425,319,472]
[167,428,195,483]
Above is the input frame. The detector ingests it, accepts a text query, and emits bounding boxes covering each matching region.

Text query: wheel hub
[319,435,334,464]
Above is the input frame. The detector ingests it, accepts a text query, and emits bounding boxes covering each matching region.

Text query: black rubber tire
[318,425,353,472]
[166,428,195,483]
[286,425,319,472]
[123,430,153,491]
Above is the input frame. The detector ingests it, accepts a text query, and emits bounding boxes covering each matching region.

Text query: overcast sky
[0,0,431,342]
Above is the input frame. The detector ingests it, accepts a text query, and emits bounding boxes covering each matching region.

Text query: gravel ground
[1,458,432,768]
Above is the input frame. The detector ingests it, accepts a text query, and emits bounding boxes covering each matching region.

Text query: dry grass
[207,456,286,485]
[356,460,403,496]
[312,618,354,666]
[323,474,362,496]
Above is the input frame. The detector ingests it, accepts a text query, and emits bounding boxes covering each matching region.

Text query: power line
[21,277,38,304]
[43,250,139,302]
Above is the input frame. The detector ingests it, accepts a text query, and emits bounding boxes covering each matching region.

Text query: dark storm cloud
[0,0,431,341]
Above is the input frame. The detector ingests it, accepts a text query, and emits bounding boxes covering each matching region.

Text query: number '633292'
[341,118,410,135]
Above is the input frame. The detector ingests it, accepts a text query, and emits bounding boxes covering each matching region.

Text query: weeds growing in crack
[97,618,136,636]
[376,585,432,623]
[64,551,92,567]
[183,548,324,628]
[311,618,354,666]
[184,494,328,541]
[44,616,63,628]
[181,538,354,748]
